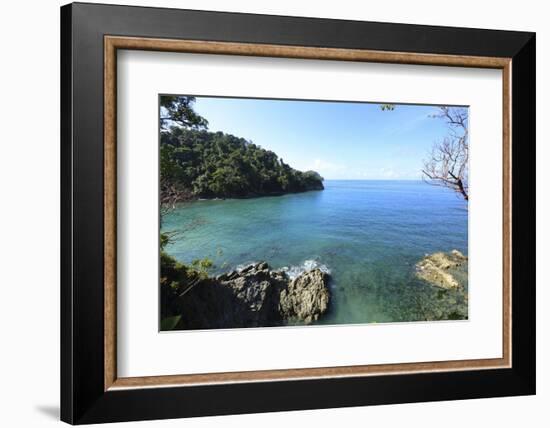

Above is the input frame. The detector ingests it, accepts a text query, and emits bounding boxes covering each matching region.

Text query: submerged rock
[416,250,467,289]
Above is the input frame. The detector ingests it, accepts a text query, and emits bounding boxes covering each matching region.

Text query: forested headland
[160,96,324,204]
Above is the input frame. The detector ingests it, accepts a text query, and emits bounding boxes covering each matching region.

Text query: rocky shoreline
[161,250,469,330]
[162,261,331,330]
[415,250,468,289]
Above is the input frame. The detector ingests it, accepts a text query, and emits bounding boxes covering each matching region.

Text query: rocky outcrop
[171,262,331,330]
[216,262,288,326]
[219,262,330,325]
[416,250,467,289]
[279,269,330,323]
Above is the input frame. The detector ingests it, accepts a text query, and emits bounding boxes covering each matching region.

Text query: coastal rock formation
[218,262,331,325]
[216,262,287,326]
[279,269,330,323]
[168,262,331,330]
[416,250,468,289]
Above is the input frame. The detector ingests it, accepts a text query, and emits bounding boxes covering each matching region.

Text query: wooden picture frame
[61,2,535,424]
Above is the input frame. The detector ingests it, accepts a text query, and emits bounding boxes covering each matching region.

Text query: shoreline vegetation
[161,127,324,205]
[159,96,469,330]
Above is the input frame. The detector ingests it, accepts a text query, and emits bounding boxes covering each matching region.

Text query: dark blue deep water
[162,180,468,324]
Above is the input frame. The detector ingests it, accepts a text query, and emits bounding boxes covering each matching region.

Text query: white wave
[279,259,331,280]
[235,262,256,272]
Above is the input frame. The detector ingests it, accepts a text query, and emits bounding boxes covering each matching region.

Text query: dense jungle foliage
[160,96,324,201]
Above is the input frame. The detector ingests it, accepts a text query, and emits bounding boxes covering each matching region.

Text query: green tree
[160,128,324,199]
[160,96,209,208]
[160,95,208,131]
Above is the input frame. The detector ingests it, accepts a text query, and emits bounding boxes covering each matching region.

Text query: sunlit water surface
[162,180,468,324]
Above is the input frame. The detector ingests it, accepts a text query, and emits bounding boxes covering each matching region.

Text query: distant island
[161,127,324,204]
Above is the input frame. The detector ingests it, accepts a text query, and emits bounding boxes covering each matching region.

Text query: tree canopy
[161,127,324,199]
[159,95,324,201]
[160,95,209,131]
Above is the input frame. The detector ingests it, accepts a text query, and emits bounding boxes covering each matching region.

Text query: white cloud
[296,158,421,180]
[311,158,345,172]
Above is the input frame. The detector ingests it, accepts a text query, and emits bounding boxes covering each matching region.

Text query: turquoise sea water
[162,180,468,324]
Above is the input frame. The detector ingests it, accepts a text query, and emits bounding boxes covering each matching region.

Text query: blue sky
[191,96,454,180]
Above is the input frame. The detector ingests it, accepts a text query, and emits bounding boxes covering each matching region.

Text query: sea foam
[280,259,331,280]
[235,259,331,280]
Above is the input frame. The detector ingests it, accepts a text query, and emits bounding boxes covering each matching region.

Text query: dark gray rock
[279,269,330,323]
[177,261,331,329]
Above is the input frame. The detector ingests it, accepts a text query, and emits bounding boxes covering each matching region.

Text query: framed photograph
[61,2,535,424]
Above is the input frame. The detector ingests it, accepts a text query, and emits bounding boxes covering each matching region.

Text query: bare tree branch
[422,107,469,201]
